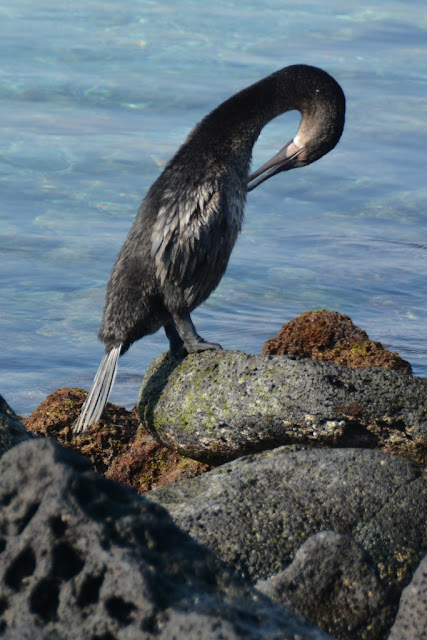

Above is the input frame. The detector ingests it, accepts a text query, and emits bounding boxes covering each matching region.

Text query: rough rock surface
[388,553,427,640]
[0,394,32,456]
[138,350,427,465]
[149,446,427,640]
[0,439,332,640]
[262,310,412,373]
[256,531,388,640]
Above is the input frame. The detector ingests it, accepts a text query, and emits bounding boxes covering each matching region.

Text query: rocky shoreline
[0,312,426,639]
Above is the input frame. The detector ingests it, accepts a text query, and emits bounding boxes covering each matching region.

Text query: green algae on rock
[138,350,427,465]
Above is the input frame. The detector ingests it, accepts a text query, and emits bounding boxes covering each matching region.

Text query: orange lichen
[262,310,412,374]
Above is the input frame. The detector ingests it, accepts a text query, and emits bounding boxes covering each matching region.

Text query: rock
[256,531,388,640]
[0,394,32,457]
[24,387,210,492]
[388,553,427,640]
[148,446,427,639]
[138,350,427,465]
[0,438,332,640]
[262,310,412,374]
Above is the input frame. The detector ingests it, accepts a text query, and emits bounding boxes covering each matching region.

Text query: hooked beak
[247,139,305,192]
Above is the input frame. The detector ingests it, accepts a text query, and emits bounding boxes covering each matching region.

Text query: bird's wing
[150,183,223,288]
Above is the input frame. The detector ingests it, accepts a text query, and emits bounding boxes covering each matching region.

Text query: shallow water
[1,0,426,415]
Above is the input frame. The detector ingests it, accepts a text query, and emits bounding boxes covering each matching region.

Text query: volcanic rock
[0,394,32,456]
[148,446,427,639]
[138,350,427,465]
[0,438,331,640]
[388,553,427,640]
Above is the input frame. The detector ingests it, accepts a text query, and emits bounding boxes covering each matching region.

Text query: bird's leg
[164,322,186,358]
[171,313,222,353]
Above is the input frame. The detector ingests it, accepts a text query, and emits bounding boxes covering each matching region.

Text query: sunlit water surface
[1,1,426,415]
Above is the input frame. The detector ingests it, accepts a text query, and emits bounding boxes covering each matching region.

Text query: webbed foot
[167,313,223,357]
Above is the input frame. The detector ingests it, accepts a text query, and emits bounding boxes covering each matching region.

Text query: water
[1,1,426,416]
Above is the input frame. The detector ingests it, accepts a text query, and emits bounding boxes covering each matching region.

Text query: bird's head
[247,66,345,192]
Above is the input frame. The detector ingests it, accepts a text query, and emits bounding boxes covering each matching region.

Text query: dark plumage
[75,64,345,432]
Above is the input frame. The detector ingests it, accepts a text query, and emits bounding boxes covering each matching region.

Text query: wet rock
[148,446,427,640]
[0,394,32,456]
[262,310,412,374]
[138,350,427,465]
[0,438,332,640]
[256,531,389,640]
[24,387,209,492]
[388,553,427,640]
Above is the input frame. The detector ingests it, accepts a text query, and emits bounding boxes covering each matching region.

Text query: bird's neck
[203,69,301,141]
[186,68,305,180]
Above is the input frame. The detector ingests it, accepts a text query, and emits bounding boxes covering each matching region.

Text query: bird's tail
[74,345,121,434]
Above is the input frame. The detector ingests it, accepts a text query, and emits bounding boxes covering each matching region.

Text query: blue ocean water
[1,1,426,416]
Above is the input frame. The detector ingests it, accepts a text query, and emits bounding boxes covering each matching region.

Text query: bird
[74,64,345,433]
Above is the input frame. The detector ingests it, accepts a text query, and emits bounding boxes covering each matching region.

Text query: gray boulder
[256,531,388,640]
[149,446,427,639]
[0,394,32,456]
[388,553,427,640]
[138,350,427,465]
[0,438,333,640]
